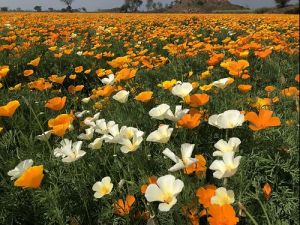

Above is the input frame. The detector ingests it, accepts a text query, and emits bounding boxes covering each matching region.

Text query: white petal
[181,143,195,160]
[162,148,178,163]
[157,174,175,193]
[145,184,164,202]
[168,162,185,172]
[158,198,177,212]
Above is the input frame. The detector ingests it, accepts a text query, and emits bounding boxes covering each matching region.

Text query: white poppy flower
[146,125,173,144]
[54,139,86,163]
[145,174,184,212]
[212,77,233,89]
[88,138,103,150]
[213,137,241,157]
[166,105,189,122]
[119,126,138,139]
[101,74,115,85]
[208,110,244,129]
[171,82,193,99]
[36,131,51,142]
[82,97,91,104]
[101,124,121,143]
[119,130,144,153]
[76,51,83,56]
[7,159,33,180]
[149,104,174,120]
[209,152,241,179]
[84,112,101,126]
[92,176,113,198]
[75,110,90,118]
[112,90,129,103]
[78,127,95,140]
[162,143,197,172]
[211,187,235,206]
[94,119,116,135]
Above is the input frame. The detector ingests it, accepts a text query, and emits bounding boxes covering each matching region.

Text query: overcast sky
[0,0,298,11]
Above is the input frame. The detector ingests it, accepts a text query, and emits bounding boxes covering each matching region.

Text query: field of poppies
[0,13,299,225]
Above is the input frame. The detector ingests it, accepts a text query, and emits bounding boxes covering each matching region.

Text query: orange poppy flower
[23,69,34,77]
[84,69,91,74]
[64,49,72,55]
[0,100,20,117]
[255,49,272,59]
[245,109,281,131]
[74,66,83,73]
[113,195,135,216]
[68,85,84,94]
[186,94,210,107]
[184,154,206,175]
[226,60,249,77]
[208,204,239,225]
[263,183,272,201]
[0,65,9,79]
[135,91,153,102]
[207,53,224,66]
[49,75,66,84]
[27,57,41,67]
[28,78,52,91]
[14,165,44,189]
[96,69,106,77]
[238,84,252,93]
[177,110,201,129]
[158,79,177,90]
[295,74,300,83]
[54,53,62,58]
[48,113,74,136]
[200,84,213,91]
[115,68,137,82]
[281,87,299,97]
[265,86,276,92]
[68,74,76,80]
[108,56,132,68]
[45,96,66,111]
[141,176,157,194]
[241,73,250,80]
[92,85,115,98]
[196,185,216,208]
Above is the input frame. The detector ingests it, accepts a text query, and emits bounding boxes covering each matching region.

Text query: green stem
[225,129,229,141]
[223,177,228,187]
[22,96,52,153]
[256,197,272,225]
[238,202,259,225]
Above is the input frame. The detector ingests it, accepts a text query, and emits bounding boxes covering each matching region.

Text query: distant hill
[167,0,246,12]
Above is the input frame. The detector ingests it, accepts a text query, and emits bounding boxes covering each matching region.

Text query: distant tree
[60,0,74,11]
[274,0,291,8]
[146,0,154,11]
[157,2,163,9]
[81,7,87,12]
[34,6,42,12]
[0,7,8,11]
[152,2,157,10]
[48,7,54,12]
[121,0,143,12]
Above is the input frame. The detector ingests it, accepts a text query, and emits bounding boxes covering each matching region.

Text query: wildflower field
[0,13,299,225]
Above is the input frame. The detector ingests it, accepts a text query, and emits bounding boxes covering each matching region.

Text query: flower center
[100,186,109,195]
[163,193,173,204]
